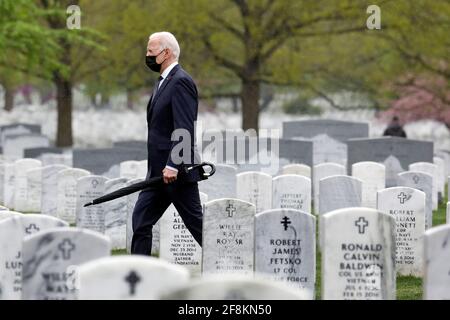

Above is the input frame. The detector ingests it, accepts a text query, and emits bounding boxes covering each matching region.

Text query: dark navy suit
[131,64,203,255]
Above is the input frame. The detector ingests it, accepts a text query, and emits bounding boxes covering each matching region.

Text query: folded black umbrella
[84,162,216,207]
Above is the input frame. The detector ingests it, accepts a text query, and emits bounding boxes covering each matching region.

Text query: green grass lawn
[113,187,448,300]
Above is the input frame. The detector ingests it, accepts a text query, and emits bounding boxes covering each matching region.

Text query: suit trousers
[131,181,203,255]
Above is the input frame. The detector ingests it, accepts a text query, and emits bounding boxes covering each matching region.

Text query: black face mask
[145,50,165,73]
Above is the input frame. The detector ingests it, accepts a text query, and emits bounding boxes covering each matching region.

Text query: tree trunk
[126,90,134,110]
[54,73,73,147]
[100,93,110,108]
[241,79,260,133]
[4,84,15,111]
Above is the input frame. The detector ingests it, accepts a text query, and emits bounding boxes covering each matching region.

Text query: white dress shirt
[161,61,179,173]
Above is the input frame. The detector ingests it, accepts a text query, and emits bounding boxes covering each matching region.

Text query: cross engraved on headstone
[413,175,420,184]
[125,270,141,296]
[354,217,369,234]
[58,239,76,260]
[226,204,236,218]
[25,224,40,234]
[280,216,291,231]
[398,192,408,204]
[91,179,99,189]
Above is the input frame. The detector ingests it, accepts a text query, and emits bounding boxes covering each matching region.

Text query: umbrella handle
[186,162,216,178]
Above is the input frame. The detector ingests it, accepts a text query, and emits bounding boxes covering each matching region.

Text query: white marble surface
[236,171,272,213]
[21,227,110,300]
[56,168,90,224]
[272,175,311,213]
[281,164,311,178]
[3,163,15,209]
[77,256,189,299]
[377,187,426,276]
[319,175,362,215]
[255,209,316,299]
[409,162,438,210]
[199,164,237,200]
[321,207,396,300]
[424,225,450,299]
[352,162,385,208]
[25,167,43,213]
[398,171,433,230]
[13,159,42,212]
[313,163,346,214]
[163,274,310,300]
[202,199,255,275]
[159,192,207,276]
[0,215,68,299]
[41,165,70,217]
[125,178,144,254]
[104,177,128,250]
[76,175,108,232]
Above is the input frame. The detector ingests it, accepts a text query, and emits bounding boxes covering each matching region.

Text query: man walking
[131,32,202,255]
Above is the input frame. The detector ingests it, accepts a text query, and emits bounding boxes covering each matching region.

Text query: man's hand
[163,167,178,184]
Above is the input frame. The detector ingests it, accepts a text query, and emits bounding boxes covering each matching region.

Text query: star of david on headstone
[125,270,141,296]
[280,216,291,231]
[58,239,76,260]
[355,217,369,234]
[413,175,420,184]
[398,192,408,204]
[226,204,236,218]
[91,179,99,189]
[25,224,40,234]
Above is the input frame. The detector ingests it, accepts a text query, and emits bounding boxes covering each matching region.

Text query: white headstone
[352,162,385,208]
[0,215,68,299]
[377,187,426,276]
[77,256,190,299]
[409,162,438,210]
[0,211,22,221]
[40,153,73,167]
[26,167,43,213]
[255,209,316,299]
[163,274,310,300]
[447,202,450,224]
[56,168,90,224]
[119,161,140,180]
[398,171,433,229]
[159,192,207,275]
[136,160,147,179]
[41,165,70,217]
[3,163,15,209]
[0,163,7,205]
[104,177,128,250]
[313,163,346,214]
[236,171,272,213]
[125,178,144,254]
[433,156,445,201]
[423,225,450,299]
[22,228,110,300]
[319,175,362,215]
[272,175,311,213]
[13,159,42,212]
[199,164,237,200]
[281,164,311,178]
[76,175,108,232]
[202,199,255,275]
[321,207,396,300]
[3,134,49,160]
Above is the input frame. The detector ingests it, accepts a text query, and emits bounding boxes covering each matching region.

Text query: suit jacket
[146,64,201,181]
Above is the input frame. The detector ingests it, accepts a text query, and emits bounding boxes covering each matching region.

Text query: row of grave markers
[0,203,449,300]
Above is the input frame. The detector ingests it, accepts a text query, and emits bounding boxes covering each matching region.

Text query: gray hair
[149,31,180,60]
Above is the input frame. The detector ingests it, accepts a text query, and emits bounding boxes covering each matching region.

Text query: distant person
[383,116,407,138]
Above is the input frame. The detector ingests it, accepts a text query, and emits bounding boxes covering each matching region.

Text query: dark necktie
[148,76,163,119]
